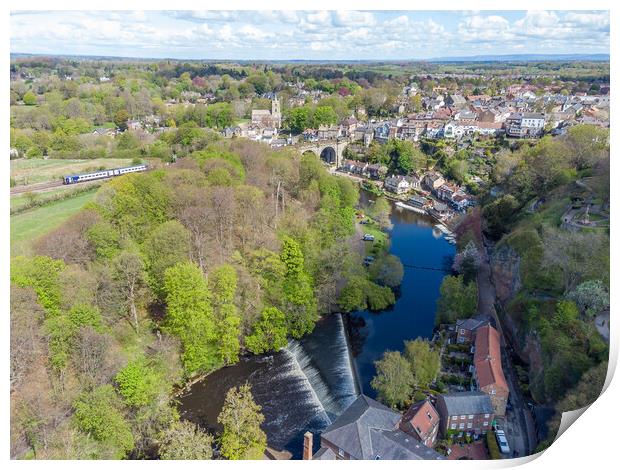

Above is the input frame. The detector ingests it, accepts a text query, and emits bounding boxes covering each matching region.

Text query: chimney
[303,432,313,460]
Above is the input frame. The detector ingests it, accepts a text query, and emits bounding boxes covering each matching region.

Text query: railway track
[10,180,64,195]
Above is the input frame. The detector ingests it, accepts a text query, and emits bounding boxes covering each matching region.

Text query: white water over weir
[284,313,359,421]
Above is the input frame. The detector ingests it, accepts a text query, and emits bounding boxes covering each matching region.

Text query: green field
[11,158,134,186]
[10,184,101,211]
[11,189,98,249]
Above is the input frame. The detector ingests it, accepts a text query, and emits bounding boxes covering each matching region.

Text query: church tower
[271,95,281,128]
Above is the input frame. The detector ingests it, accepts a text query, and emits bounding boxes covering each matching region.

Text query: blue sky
[10,10,610,60]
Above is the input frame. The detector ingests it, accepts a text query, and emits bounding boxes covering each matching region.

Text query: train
[63,164,148,185]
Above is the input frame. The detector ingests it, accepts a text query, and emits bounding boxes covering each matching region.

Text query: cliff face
[490,244,545,399]
[490,245,521,305]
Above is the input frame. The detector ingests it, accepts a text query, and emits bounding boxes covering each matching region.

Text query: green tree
[435,275,478,325]
[245,307,288,354]
[280,237,318,338]
[287,106,311,133]
[73,385,135,459]
[115,359,160,407]
[218,383,267,460]
[369,254,404,287]
[404,338,441,387]
[114,109,130,131]
[23,90,37,106]
[312,106,338,127]
[371,351,414,409]
[143,220,191,300]
[567,280,609,318]
[162,261,220,375]
[209,264,241,365]
[158,420,214,460]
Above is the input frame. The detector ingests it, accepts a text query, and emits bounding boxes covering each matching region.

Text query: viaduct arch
[297,139,349,168]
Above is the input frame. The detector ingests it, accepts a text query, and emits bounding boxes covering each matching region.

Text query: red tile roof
[400,400,440,442]
[474,325,508,392]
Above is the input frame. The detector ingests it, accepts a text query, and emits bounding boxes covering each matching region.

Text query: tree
[115,359,160,407]
[404,338,441,387]
[312,106,338,127]
[369,254,404,287]
[112,250,147,332]
[162,261,220,375]
[143,220,191,300]
[23,90,37,106]
[218,383,267,460]
[452,241,481,284]
[436,275,477,325]
[245,307,288,354]
[371,351,414,409]
[287,106,311,133]
[367,196,392,230]
[542,227,608,294]
[114,109,129,131]
[72,385,135,459]
[280,237,318,338]
[567,280,609,318]
[158,420,214,460]
[209,264,241,365]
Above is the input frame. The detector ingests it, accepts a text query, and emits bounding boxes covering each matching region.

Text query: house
[445,94,467,108]
[436,392,494,436]
[429,201,450,219]
[506,112,545,138]
[92,127,116,137]
[317,125,342,140]
[408,195,428,209]
[367,163,388,180]
[456,318,486,344]
[341,116,359,136]
[423,172,445,191]
[308,395,445,460]
[385,175,412,195]
[473,325,509,416]
[399,399,441,448]
[342,159,368,175]
[435,183,459,202]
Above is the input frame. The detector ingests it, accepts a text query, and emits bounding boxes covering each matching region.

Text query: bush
[486,430,501,460]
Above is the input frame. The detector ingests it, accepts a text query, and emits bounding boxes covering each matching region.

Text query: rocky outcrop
[490,245,521,305]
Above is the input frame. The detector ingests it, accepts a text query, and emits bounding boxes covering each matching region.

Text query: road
[478,237,538,458]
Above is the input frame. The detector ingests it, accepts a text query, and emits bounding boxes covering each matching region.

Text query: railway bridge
[296,138,350,168]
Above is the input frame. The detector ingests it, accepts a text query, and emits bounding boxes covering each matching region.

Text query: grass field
[10,183,101,211]
[11,189,98,250]
[10,158,134,186]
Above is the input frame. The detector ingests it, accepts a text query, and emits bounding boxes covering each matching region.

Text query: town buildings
[436,391,495,436]
[307,395,445,460]
[473,325,510,416]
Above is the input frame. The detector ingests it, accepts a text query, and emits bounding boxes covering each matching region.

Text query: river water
[177,195,455,459]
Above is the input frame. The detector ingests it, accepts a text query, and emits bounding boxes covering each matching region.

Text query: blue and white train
[63,164,148,185]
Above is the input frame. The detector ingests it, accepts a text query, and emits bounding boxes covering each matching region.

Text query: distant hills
[427,53,610,62]
[11,52,610,63]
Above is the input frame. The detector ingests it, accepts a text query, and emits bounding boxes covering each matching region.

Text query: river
[177,195,455,459]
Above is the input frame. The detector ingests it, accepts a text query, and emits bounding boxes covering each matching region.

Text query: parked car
[362,234,375,241]
[495,430,511,454]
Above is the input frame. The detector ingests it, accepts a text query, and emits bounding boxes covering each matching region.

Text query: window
[468,415,474,419]
[460,415,466,420]
[484,414,490,418]
[467,423,472,429]
[451,424,457,430]
[459,423,465,430]
[483,422,489,427]
[338,449,344,458]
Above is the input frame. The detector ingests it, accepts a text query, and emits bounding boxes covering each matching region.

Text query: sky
[10,10,610,60]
